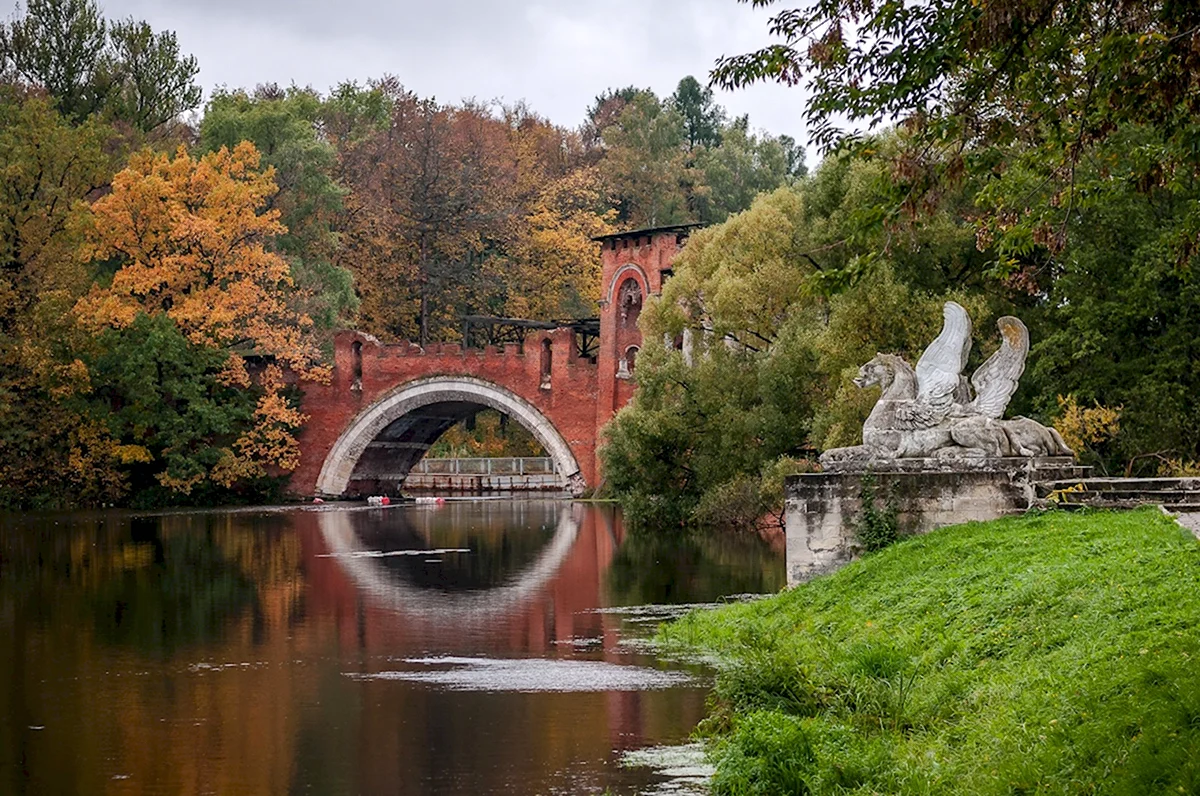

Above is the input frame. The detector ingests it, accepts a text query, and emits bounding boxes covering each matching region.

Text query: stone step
[1050,499,1200,512]
[1038,477,1200,493]
[1058,489,1200,504]
[1046,494,1200,510]
[1036,480,1195,499]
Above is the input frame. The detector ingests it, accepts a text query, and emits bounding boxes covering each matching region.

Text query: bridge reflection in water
[296,500,710,793]
[0,502,783,794]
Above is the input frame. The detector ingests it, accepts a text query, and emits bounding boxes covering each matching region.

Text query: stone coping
[816,456,1080,475]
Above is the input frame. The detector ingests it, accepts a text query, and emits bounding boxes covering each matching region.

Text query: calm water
[0,500,784,795]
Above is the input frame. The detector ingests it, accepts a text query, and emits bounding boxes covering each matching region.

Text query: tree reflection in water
[0,502,782,794]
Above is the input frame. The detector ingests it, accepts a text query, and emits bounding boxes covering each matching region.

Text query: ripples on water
[349,656,697,692]
[0,499,784,794]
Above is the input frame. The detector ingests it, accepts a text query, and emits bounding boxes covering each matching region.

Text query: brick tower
[592,224,700,478]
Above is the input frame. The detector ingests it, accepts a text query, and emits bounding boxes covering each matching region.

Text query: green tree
[0,86,123,509]
[713,0,1200,268]
[693,119,797,223]
[1027,129,1200,473]
[669,75,724,151]
[199,86,357,330]
[86,313,275,506]
[603,187,828,526]
[600,91,693,227]
[0,0,107,122]
[2,0,200,130]
[102,17,201,132]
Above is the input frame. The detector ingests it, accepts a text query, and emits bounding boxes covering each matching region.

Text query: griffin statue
[820,302,1073,467]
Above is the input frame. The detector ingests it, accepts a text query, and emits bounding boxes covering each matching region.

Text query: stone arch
[315,376,583,497]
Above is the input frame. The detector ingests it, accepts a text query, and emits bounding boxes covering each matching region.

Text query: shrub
[854,475,898,552]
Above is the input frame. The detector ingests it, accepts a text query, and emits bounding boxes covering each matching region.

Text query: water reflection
[0,501,783,794]
[315,502,586,622]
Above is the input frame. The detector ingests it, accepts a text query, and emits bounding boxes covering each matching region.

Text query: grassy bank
[662,508,1200,794]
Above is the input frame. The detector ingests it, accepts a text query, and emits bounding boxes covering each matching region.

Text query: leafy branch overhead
[714,0,1200,268]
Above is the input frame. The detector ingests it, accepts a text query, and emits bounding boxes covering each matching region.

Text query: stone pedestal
[784,458,1085,585]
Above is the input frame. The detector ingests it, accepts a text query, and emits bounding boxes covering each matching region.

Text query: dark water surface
[0,500,784,795]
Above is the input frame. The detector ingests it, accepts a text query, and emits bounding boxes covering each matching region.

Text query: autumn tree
[76,142,322,493]
[339,87,518,343]
[200,86,357,330]
[499,166,616,320]
[0,86,125,508]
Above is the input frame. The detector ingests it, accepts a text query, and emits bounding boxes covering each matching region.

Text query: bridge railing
[411,457,556,476]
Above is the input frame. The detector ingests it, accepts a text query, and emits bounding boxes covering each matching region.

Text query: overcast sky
[89,0,811,143]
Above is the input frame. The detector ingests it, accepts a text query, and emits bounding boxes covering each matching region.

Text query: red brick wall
[291,327,600,496]
[595,231,688,447]
[291,229,689,497]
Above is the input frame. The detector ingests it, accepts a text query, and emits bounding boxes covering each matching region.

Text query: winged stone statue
[820,302,1073,466]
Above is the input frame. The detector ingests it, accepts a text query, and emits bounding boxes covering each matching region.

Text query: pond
[0,500,784,794]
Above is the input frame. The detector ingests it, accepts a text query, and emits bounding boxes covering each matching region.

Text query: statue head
[853,353,904,390]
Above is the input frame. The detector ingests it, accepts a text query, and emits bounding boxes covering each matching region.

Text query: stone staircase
[1034,477,1200,512]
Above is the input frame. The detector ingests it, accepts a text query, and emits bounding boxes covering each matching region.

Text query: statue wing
[969,316,1029,419]
[914,302,973,421]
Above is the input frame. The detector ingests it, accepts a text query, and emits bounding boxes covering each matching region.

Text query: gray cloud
[95,0,809,143]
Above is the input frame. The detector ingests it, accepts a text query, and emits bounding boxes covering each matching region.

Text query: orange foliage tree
[337,85,614,341]
[499,166,616,320]
[76,142,325,490]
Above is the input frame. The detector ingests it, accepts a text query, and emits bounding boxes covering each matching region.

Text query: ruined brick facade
[291,224,697,496]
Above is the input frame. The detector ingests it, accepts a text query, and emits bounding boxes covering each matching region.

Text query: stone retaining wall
[784,458,1084,585]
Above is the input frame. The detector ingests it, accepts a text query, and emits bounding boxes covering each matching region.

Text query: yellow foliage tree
[76,142,326,487]
[76,142,324,373]
[1054,395,1122,459]
[500,167,615,320]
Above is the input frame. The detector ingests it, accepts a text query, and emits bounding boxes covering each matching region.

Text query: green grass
[661,508,1200,795]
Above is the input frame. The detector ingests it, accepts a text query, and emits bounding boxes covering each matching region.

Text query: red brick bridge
[290,224,697,498]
